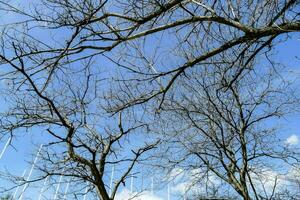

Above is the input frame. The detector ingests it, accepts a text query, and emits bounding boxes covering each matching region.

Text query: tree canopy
[0,0,300,199]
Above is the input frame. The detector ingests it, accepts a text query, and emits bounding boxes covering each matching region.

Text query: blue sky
[0,35,299,199]
[0,2,300,200]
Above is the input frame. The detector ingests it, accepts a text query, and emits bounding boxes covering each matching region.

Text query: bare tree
[0,0,299,199]
[0,0,299,110]
[154,55,300,199]
[0,48,159,199]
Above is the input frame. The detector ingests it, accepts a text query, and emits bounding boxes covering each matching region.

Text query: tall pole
[53,173,64,200]
[12,169,27,199]
[63,181,70,200]
[38,176,49,200]
[167,183,170,200]
[19,144,43,200]
[151,177,154,194]
[130,175,133,193]
[83,184,89,200]
[0,137,11,160]
[141,167,143,192]
[109,165,115,196]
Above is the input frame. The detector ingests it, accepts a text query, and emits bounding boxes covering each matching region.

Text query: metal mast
[0,137,11,160]
[19,144,43,200]
[38,176,49,200]
[109,165,115,196]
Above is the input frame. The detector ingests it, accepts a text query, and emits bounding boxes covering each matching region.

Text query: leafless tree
[0,0,298,110]
[153,55,300,199]
[0,44,159,199]
[0,0,299,199]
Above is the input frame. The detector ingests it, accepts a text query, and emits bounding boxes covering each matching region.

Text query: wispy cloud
[285,134,299,145]
[115,189,164,200]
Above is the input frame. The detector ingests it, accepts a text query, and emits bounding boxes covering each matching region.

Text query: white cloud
[249,165,300,196]
[169,168,222,197]
[167,168,184,182]
[288,166,300,177]
[250,168,284,193]
[171,181,189,194]
[115,189,164,200]
[285,134,299,145]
